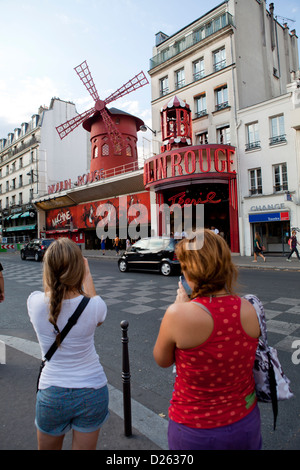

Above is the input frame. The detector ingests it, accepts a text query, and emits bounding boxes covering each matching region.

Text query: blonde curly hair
[176,229,238,299]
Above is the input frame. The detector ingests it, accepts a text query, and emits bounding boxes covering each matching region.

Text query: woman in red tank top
[153,229,262,450]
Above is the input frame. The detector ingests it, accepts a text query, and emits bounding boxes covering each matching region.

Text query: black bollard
[120,320,132,437]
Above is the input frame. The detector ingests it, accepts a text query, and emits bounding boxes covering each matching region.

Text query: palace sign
[144,144,236,187]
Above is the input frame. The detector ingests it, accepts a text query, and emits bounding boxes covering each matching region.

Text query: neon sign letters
[144,145,236,187]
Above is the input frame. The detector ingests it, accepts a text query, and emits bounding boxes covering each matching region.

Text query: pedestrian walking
[153,229,262,450]
[253,232,266,262]
[114,236,120,255]
[27,238,109,450]
[100,235,106,255]
[0,262,4,302]
[287,230,300,262]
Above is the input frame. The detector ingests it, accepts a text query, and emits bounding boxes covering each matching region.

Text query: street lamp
[140,124,156,136]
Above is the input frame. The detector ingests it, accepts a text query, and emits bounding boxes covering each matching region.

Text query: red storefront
[143,144,239,252]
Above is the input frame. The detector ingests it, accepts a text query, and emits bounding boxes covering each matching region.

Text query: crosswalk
[2,260,300,353]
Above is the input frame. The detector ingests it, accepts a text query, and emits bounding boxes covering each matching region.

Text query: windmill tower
[56,61,148,173]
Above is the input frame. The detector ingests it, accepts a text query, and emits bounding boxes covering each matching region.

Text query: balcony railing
[249,188,262,196]
[245,141,261,151]
[269,135,287,145]
[195,110,208,118]
[215,101,229,111]
[149,12,234,70]
[274,184,288,192]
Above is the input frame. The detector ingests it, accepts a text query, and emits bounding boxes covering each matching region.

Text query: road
[0,252,299,450]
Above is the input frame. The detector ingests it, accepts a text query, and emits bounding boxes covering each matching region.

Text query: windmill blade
[56,106,95,140]
[104,71,149,105]
[100,107,126,153]
[74,60,100,103]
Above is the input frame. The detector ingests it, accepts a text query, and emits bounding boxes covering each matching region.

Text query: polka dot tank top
[169,295,258,429]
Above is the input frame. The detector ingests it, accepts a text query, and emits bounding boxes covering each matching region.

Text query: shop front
[248,208,291,254]
[144,144,239,252]
[43,191,151,250]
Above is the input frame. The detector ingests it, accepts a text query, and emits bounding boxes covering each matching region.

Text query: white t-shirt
[28,291,107,390]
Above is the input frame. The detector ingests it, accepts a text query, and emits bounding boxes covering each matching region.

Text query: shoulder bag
[244,294,293,429]
[36,296,90,392]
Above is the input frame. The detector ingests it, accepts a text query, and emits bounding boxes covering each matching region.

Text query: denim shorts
[168,404,262,450]
[36,385,109,436]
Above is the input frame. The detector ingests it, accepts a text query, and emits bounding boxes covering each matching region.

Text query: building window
[249,168,262,195]
[273,163,288,192]
[198,131,208,145]
[126,145,132,157]
[215,85,228,110]
[174,38,185,54]
[19,175,23,187]
[159,76,169,96]
[195,94,207,118]
[175,69,185,89]
[102,143,109,156]
[213,47,226,72]
[193,27,205,43]
[193,58,204,81]
[246,122,260,150]
[217,125,230,144]
[270,115,286,145]
[93,146,99,158]
[19,157,23,168]
[19,193,23,205]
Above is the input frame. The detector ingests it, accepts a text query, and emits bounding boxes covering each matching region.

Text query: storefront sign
[144,145,236,187]
[250,203,286,212]
[47,169,105,195]
[168,191,221,206]
[46,192,151,231]
[249,211,290,223]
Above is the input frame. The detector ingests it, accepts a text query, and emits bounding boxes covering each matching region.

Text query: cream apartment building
[0,98,90,242]
[148,0,299,254]
[238,76,300,256]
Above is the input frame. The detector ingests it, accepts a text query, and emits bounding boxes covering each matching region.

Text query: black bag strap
[44,296,90,361]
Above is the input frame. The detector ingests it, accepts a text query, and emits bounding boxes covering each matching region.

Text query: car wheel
[160,261,171,276]
[34,253,40,262]
[118,260,128,272]
[21,252,26,260]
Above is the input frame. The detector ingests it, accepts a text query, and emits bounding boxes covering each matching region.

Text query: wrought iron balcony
[149,12,234,70]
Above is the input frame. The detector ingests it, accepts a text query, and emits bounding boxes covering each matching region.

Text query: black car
[118,237,180,276]
[20,238,55,261]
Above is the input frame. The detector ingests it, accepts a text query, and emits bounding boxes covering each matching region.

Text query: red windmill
[56,60,149,153]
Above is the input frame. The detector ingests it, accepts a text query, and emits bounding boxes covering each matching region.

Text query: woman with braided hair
[27,238,108,450]
[153,229,262,450]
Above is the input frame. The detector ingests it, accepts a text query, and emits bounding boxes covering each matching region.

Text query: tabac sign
[143,144,236,188]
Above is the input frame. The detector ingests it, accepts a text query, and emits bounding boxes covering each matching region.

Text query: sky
[0,0,300,155]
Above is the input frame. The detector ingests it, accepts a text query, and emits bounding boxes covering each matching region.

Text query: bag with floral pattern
[244,294,293,429]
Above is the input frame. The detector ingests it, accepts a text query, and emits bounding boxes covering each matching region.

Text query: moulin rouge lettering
[48,169,105,195]
[144,145,236,187]
[168,191,221,206]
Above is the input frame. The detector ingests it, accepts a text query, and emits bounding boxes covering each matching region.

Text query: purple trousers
[168,405,262,450]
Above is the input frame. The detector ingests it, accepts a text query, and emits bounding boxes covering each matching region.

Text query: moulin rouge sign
[143,144,236,187]
[48,169,105,195]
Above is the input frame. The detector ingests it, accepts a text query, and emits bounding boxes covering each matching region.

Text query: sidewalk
[82,248,300,271]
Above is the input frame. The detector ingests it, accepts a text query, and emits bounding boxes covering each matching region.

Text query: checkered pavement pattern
[2,261,300,353]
